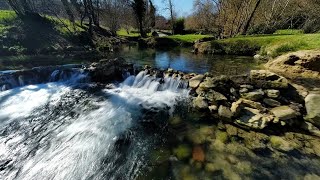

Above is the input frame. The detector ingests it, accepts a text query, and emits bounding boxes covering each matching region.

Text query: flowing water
[1,49,320,180]
[0,70,189,180]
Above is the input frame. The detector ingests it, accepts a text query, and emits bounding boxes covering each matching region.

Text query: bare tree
[163,0,175,34]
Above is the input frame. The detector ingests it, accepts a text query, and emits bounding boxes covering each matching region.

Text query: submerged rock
[173,144,192,160]
[269,136,294,152]
[192,146,205,162]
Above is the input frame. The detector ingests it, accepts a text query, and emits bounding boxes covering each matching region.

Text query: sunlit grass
[0,10,17,24]
[216,33,320,57]
[274,29,304,35]
[165,34,213,43]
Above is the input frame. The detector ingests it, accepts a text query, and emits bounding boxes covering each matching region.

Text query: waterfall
[0,70,189,180]
[0,65,87,92]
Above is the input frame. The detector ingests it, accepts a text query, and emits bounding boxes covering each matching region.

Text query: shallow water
[0,46,263,76]
[111,46,262,75]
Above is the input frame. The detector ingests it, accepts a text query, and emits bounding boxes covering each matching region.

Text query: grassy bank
[164,34,213,43]
[210,32,320,57]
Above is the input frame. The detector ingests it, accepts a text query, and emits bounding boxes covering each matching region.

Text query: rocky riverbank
[1,58,320,179]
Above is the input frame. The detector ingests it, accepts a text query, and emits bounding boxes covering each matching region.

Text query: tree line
[186,0,320,38]
[3,0,320,38]
[3,0,161,37]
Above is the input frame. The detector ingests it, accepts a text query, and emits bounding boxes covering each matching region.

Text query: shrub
[173,18,185,35]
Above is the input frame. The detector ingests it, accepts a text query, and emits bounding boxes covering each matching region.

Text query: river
[0,49,319,180]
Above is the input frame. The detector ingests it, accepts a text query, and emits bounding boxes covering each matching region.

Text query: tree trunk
[242,0,262,35]
[139,19,147,37]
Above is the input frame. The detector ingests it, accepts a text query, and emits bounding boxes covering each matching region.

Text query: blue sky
[153,0,194,18]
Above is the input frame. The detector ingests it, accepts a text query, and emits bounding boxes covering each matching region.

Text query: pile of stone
[188,69,320,131]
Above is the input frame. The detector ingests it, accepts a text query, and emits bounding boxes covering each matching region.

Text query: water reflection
[114,46,263,75]
[0,46,263,75]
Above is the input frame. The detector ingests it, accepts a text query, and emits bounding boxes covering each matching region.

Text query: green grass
[0,10,17,24]
[117,28,140,37]
[44,16,85,35]
[213,33,320,57]
[165,34,213,43]
[274,29,304,35]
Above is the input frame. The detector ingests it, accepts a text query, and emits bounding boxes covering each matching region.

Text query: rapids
[0,70,189,180]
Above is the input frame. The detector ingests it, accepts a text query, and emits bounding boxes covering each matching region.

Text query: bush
[272,42,307,57]
[211,39,261,56]
[274,29,304,35]
[247,24,276,35]
[173,18,185,35]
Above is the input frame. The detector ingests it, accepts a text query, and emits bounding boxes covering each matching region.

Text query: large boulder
[250,70,289,89]
[265,50,320,79]
[89,58,132,83]
[305,91,320,127]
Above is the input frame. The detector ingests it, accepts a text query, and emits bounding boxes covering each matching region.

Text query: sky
[153,0,194,18]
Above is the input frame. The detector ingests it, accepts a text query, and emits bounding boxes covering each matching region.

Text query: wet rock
[304,174,320,180]
[236,107,272,129]
[225,124,238,136]
[271,106,298,121]
[189,75,204,88]
[169,115,183,125]
[193,96,208,109]
[230,87,238,97]
[241,90,265,101]
[187,126,213,145]
[231,99,265,116]
[269,136,294,152]
[263,98,281,107]
[239,88,249,93]
[199,77,215,89]
[250,70,289,89]
[192,146,205,162]
[89,58,130,82]
[206,90,227,102]
[266,89,280,98]
[149,147,171,165]
[240,85,254,89]
[173,144,192,160]
[301,122,320,137]
[235,161,252,175]
[305,92,320,127]
[215,131,229,143]
[218,106,233,119]
[208,105,218,112]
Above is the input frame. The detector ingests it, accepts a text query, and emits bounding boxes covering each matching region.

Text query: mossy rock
[215,131,229,143]
[173,144,192,160]
[149,147,171,165]
[235,161,252,175]
[187,126,214,145]
[270,136,294,152]
[169,115,183,125]
[178,165,198,180]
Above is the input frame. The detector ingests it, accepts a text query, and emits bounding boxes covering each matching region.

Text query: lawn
[0,10,16,23]
[165,34,213,43]
[213,32,320,57]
